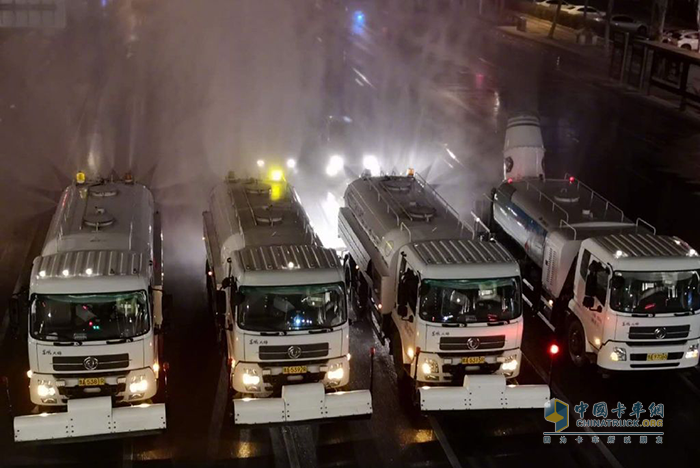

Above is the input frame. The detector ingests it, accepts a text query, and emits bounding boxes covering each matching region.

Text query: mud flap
[234,383,372,424]
[14,396,166,442]
[419,375,549,411]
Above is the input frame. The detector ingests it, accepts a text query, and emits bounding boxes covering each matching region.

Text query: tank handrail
[564,173,627,223]
[362,177,403,227]
[412,173,472,234]
[636,218,657,235]
[347,184,392,247]
[470,211,490,240]
[413,173,462,224]
[559,219,578,240]
[400,221,412,243]
[523,180,570,223]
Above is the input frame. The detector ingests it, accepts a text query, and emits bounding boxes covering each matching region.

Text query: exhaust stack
[503,114,545,181]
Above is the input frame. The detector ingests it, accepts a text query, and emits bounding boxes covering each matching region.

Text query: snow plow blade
[14,396,166,442]
[234,382,372,424]
[419,375,550,411]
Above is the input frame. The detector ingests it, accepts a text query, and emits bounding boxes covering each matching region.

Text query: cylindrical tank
[503,114,545,181]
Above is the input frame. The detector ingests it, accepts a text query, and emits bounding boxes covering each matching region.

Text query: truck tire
[391,331,406,380]
[566,319,588,368]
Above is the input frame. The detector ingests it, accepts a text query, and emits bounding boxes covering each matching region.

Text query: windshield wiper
[42,333,84,345]
[441,323,466,327]
[260,331,287,336]
[106,337,134,344]
[487,320,510,326]
[308,327,334,334]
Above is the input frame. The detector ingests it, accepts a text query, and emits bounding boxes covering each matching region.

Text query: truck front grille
[628,325,689,340]
[52,353,130,372]
[439,335,505,351]
[258,343,329,361]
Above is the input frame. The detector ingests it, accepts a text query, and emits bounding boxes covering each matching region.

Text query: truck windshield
[419,277,521,324]
[610,270,700,314]
[237,283,346,332]
[31,291,150,342]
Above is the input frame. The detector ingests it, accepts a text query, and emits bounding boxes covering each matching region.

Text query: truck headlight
[421,359,439,380]
[37,380,57,398]
[327,364,345,383]
[610,347,627,362]
[686,344,699,359]
[129,375,149,395]
[242,369,261,390]
[501,357,519,372]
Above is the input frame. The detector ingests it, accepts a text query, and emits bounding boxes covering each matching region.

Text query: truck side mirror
[419,283,430,297]
[232,291,246,307]
[397,304,408,317]
[215,290,228,316]
[610,276,624,290]
[582,296,595,309]
[585,274,597,298]
[221,277,232,289]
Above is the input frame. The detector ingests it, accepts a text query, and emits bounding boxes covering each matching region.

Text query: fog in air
[0,0,511,255]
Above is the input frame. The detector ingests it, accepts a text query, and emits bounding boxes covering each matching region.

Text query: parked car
[669,30,699,51]
[535,0,571,8]
[563,5,604,18]
[604,14,649,37]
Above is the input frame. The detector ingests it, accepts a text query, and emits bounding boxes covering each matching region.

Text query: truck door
[577,252,607,348]
[395,257,419,354]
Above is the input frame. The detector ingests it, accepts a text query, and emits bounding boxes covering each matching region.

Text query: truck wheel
[567,319,588,368]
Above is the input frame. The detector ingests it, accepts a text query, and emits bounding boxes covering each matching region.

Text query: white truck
[492,114,700,372]
[13,174,168,442]
[339,172,549,411]
[203,172,372,424]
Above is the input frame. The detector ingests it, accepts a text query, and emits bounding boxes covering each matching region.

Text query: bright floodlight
[326,155,344,177]
[256,159,265,168]
[287,158,297,169]
[362,155,380,176]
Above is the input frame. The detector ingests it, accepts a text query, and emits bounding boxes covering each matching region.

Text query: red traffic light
[549,343,560,356]
[568,176,575,183]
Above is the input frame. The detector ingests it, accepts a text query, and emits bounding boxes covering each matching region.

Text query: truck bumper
[596,339,700,371]
[233,382,372,424]
[415,349,522,383]
[14,396,166,442]
[418,374,549,411]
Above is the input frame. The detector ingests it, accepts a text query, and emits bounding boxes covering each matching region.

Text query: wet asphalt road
[1,1,700,466]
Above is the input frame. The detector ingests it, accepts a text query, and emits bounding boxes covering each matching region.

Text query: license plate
[78,377,105,386]
[646,353,667,362]
[461,356,486,365]
[282,366,307,375]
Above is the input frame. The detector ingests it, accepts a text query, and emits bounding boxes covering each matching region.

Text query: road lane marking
[521,353,623,468]
[428,416,464,468]
[206,353,229,460]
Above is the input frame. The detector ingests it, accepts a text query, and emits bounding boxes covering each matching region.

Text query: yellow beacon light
[76,171,86,185]
[269,169,284,182]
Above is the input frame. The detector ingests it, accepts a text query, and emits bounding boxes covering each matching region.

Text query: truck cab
[203,173,371,424]
[569,235,700,371]
[14,176,167,442]
[393,240,523,385]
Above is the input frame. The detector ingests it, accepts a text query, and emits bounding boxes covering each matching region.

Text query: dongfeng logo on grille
[654,328,667,340]
[466,337,480,350]
[83,357,99,370]
[287,346,302,359]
